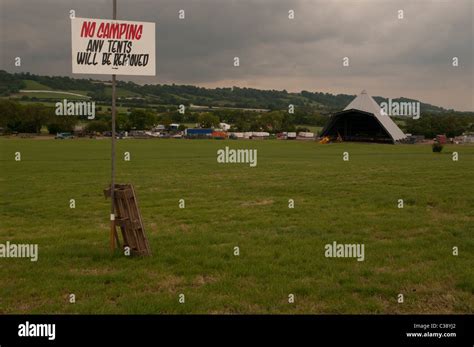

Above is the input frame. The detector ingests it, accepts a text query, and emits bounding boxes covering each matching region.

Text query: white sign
[71,17,155,76]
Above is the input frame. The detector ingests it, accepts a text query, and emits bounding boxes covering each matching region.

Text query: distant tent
[320,90,406,143]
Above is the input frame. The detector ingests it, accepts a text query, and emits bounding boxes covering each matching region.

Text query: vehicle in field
[185,128,213,138]
[55,132,74,139]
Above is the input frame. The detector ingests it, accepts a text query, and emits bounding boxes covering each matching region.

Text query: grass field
[0,139,473,314]
[14,91,89,100]
[104,86,141,98]
[22,80,52,90]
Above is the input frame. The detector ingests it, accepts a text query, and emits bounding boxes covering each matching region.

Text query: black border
[0,314,472,346]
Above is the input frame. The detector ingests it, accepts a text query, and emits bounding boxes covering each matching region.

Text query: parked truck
[185,128,213,138]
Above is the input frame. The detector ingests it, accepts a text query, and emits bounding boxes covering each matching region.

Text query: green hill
[0,70,469,115]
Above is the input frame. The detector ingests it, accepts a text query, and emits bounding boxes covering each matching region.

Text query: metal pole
[110,0,117,252]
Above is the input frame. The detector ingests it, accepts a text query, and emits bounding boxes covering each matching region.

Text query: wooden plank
[104,183,151,256]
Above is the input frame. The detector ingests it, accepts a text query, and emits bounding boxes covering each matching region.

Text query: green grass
[14,80,90,100]
[0,139,473,314]
[1,99,58,108]
[23,80,52,90]
[13,91,89,100]
[104,87,140,98]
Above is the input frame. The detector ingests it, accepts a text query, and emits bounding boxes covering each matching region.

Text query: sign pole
[71,2,155,254]
[110,0,117,252]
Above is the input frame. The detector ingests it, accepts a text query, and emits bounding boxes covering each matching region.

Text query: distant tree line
[0,71,26,96]
[0,99,328,134]
[155,108,328,132]
[405,114,474,138]
[2,98,472,137]
[0,100,160,134]
[0,100,79,134]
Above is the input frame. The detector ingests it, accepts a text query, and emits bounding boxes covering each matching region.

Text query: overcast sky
[1,0,472,111]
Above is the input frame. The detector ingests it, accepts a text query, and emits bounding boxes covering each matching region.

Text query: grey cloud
[0,0,472,110]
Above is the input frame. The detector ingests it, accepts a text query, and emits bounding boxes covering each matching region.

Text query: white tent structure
[321,90,406,143]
